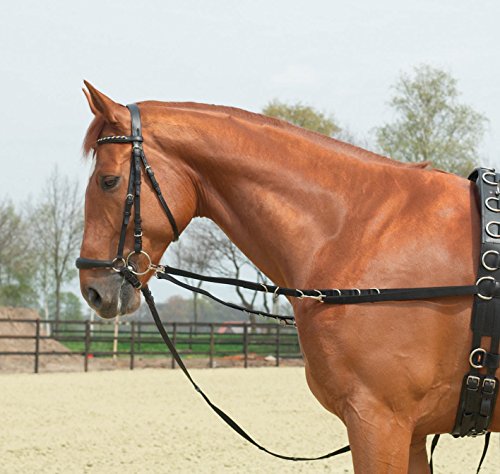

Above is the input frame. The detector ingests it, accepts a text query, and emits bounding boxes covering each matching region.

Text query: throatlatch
[452,168,500,438]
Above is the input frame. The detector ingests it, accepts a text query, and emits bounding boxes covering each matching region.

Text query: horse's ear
[83,81,128,126]
[82,87,99,116]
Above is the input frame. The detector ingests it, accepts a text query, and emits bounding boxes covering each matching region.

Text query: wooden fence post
[130,321,135,370]
[84,320,90,372]
[275,324,280,367]
[171,323,177,369]
[112,318,119,362]
[209,324,215,368]
[243,323,249,368]
[34,319,40,374]
[137,321,142,352]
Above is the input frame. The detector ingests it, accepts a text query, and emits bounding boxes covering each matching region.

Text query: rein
[76,103,498,471]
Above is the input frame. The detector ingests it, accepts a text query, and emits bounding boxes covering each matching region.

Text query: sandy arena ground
[1,367,499,474]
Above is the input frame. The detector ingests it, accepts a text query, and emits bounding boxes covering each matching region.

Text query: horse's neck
[171,112,388,289]
[153,105,470,291]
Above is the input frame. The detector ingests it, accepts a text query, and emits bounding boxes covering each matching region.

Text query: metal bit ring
[126,250,153,276]
[111,257,126,272]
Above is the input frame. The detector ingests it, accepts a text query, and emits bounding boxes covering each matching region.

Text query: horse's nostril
[88,287,102,309]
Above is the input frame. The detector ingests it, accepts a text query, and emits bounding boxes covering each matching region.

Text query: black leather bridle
[75,103,498,470]
[76,103,179,286]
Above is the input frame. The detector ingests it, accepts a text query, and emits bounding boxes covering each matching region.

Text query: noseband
[76,104,179,286]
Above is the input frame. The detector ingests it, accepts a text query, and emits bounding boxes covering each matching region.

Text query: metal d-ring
[486,221,500,239]
[485,197,500,213]
[476,276,495,300]
[370,288,381,294]
[260,283,269,293]
[352,288,361,296]
[273,286,280,300]
[111,257,126,272]
[482,171,498,186]
[126,250,153,276]
[469,348,487,369]
[482,250,500,271]
[313,289,326,303]
[296,289,325,302]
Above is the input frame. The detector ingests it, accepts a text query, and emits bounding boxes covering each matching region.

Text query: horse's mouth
[82,273,141,318]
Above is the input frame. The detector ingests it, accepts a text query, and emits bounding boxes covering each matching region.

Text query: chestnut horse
[78,82,497,473]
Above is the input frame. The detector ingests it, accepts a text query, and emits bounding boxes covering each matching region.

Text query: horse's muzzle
[81,272,140,318]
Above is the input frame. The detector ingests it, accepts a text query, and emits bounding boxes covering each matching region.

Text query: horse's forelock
[82,115,105,158]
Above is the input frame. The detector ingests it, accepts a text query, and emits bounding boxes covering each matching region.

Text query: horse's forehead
[93,145,130,173]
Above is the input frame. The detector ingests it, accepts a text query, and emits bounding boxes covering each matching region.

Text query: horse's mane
[83,115,105,156]
[83,100,428,170]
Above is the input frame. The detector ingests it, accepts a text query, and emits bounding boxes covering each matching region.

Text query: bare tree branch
[29,166,83,330]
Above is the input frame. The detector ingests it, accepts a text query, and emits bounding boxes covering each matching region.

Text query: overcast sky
[2,0,499,303]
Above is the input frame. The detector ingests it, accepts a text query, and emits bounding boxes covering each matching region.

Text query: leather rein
[76,103,498,470]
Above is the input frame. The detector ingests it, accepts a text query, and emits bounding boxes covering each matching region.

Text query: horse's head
[78,82,197,318]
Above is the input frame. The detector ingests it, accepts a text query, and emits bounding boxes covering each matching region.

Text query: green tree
[375,65,487,176]
[48,291,84,319]
[262,99,341,137]
[44,291,84,335]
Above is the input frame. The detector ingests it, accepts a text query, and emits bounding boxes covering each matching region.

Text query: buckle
[483,378,496,394]
[466,375,481,391]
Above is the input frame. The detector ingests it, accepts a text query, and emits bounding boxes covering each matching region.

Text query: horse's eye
[100,176,120,191]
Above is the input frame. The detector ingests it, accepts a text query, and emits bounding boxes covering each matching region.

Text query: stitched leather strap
[141,284,351,462]
[158,265,478,302]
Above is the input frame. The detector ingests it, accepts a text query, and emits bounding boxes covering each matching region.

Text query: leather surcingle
[452,168,500,437]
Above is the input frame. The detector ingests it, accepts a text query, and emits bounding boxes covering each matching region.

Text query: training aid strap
[141,284,351,462]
